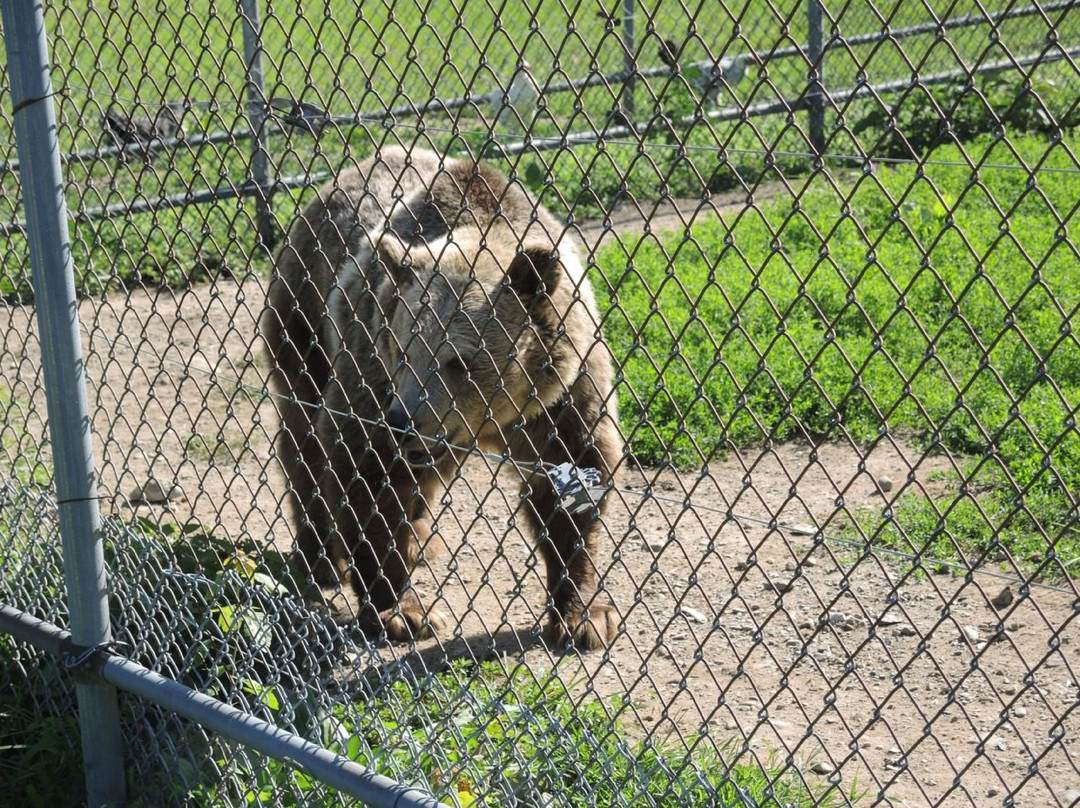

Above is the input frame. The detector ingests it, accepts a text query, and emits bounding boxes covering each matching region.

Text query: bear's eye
[444,357,468,375]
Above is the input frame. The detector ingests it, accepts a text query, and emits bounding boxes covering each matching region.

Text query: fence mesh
[2,1,1079,806]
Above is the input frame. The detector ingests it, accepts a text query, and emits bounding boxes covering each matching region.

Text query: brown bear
[262,146,622,650]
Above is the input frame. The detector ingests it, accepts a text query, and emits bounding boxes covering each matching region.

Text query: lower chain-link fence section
[2,1,1079,806]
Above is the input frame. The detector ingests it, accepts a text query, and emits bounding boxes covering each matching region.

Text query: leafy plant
[321,661,844,808]
[0,682,83,808]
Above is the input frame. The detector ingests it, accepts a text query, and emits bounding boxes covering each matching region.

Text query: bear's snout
[385,403,410,434]
[384,401,451,468]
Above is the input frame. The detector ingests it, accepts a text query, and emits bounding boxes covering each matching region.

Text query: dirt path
[0,192,1076,806]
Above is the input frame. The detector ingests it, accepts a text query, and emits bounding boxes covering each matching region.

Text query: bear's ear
[507,247,561,300]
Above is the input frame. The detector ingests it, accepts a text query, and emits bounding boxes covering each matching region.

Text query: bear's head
[371,230,576,468]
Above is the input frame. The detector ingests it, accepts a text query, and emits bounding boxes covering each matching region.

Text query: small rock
[828,611,847,625]
[645,538,667,553]
[962,625,980,643]
[129,478,182,504]
[1013,707,1027,717]
[764,579,794,594]
[989,628,1011,644]
[679,606,707,624]
[897,625,918,637]
[990,586,1014,610]
[877,612,903,626]
[808,760,833,775]
[877,475,893,492]
[788,523,817,536]
[987,787,1000,797]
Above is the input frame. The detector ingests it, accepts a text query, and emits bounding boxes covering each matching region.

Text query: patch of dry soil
[1,195,1076,807]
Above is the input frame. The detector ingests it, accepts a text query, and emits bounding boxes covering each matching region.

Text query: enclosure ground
[0,201,1076,808]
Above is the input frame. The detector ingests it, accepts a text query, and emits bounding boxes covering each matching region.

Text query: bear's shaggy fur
[262,147,622,649]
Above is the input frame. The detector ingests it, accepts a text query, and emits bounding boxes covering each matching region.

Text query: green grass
[4,64,1075,301]
[36,0,1077,131]
[594,130,1080,575]
[1,0,1077,297]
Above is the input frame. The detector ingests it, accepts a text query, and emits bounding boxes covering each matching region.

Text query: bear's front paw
[380,593,448,642]
[547,603,619,651]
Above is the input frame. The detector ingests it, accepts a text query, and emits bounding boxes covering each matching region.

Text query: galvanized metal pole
[621,0,636,119]
[0,2,127,806]
[807,0,827,155]
[240,0,275,249]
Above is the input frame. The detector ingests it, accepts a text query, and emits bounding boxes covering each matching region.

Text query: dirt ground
[2,195,1077,807]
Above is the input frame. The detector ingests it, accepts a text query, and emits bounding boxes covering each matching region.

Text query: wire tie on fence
[62,640,129,671]
[55,494,108,506]
[11,93,56,116]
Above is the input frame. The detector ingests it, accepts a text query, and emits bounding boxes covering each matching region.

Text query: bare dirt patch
[1,195,1076,806]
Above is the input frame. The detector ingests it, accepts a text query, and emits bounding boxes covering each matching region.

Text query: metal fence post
[807,0,827,154]
[621,0,636,119]
[240,0,275,249]
[0,2,127,806]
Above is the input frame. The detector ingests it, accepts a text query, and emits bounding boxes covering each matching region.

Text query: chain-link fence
[2,0,1079,806]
